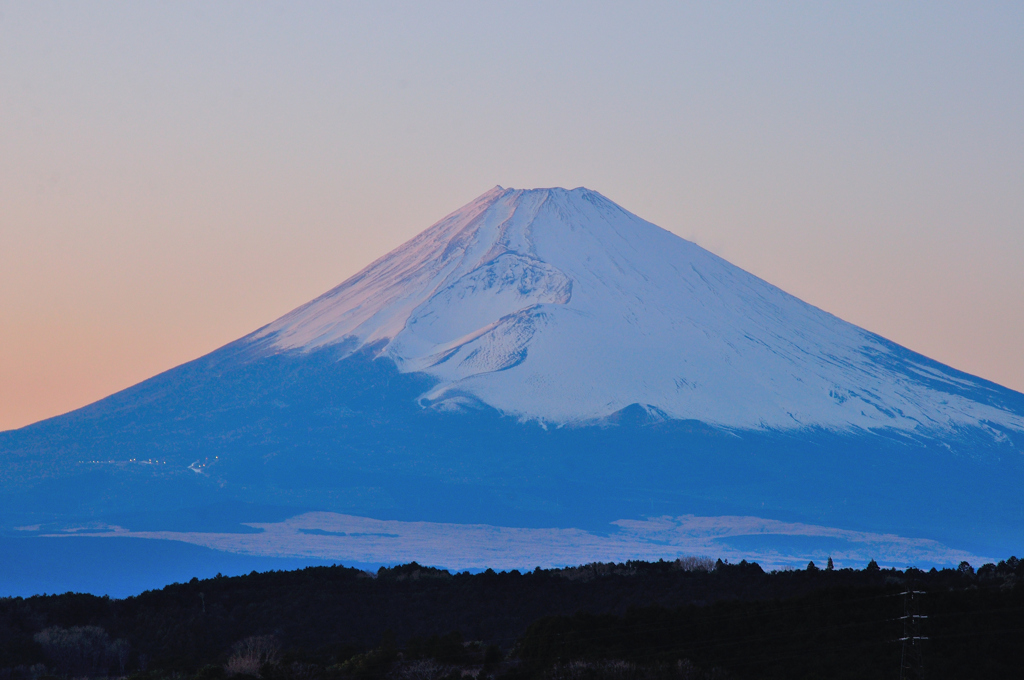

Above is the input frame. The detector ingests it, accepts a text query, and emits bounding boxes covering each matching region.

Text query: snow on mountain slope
[253,186,1024,432]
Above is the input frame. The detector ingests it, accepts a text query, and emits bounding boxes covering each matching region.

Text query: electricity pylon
[899,587,927,680]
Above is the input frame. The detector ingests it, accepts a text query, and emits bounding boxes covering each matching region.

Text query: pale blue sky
[2,1,1022,429]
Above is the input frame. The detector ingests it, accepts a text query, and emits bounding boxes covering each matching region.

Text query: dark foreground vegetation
[2,556,1024,680]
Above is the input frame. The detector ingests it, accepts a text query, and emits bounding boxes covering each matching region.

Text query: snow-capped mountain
[254,186,1023,433]
[3,186,1024,595]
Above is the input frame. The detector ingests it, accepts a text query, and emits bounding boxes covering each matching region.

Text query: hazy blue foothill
[0,537,343,598]
[2,343,1022,561]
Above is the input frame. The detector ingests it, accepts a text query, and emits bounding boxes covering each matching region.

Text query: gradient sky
[2,1,1022,432]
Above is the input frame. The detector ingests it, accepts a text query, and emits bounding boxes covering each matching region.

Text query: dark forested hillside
[2,557,1023,680]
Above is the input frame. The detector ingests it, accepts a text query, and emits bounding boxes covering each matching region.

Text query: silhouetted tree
[33,627,115,678]
[225,636,280,677]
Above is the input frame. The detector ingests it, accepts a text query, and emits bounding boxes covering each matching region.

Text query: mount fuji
[3,187,1023,595]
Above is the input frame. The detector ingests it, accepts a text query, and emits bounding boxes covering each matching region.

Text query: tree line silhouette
[1,556,1023,679]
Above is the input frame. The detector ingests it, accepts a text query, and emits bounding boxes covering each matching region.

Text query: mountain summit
[253,186,1022,433]
[4,186,1024,594]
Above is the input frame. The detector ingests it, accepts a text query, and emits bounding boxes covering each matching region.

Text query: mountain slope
[253,186,1024,433]
[2,186,1023,584]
